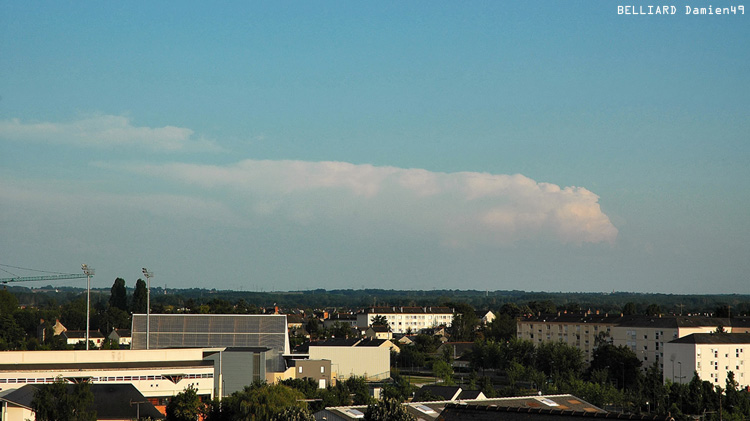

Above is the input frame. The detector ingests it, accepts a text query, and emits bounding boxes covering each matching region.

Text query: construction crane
[0,263,88,285]
[0,273,87,285]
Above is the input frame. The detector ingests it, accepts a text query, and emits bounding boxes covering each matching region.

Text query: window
[321,366,325,374]
[298,366,303,374]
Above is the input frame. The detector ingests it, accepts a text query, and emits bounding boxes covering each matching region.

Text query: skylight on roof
[535,397,559,406]
[345,408,365,418]
[414,404,437,414]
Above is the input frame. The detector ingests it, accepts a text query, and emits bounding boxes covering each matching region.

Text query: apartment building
[517,313,729,368]
[516,312,622,363]
[664,333,750,389]
[610,316,728,371]
[357,306,453,334]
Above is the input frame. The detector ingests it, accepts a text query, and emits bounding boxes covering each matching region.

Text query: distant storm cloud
[129,159,618,246]
[0,115,220,152]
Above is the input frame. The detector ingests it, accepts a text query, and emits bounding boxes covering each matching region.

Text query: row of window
[0,373,213,384]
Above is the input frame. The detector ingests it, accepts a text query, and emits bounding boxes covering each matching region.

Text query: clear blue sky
[1,1,748,293]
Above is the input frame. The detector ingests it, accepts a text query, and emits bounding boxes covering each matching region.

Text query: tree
[166,386,203,421]
[132,279,148,314]
[109,278,128,312]
[371,315,389,327]
[364,397,416,421]
[588,343,642,391]
[645,303,661,316]
[0,289,19,315]
[432,359,454,385]
[212,382,308,421]
[31,377,96,421]
[270,406,314,421]
[622,302,638,315]
[448,302,479,342]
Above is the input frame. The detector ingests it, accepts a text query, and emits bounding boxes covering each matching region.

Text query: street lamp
[81,264,95,350]
[142,268,153,350]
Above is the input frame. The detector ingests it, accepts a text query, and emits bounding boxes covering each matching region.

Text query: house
[364,325,392,340]
[480,310,495,325]
[62,330,105,348]
[663,332,750,389]
[324,313,359,330]
[286,314,304,330]
[288,359,332,389]
[357,306,454,334]
[0,383,164,421]
[108,328,131,347]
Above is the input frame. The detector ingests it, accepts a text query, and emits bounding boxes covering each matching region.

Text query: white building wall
[0,349,214,399]
[664,341,749,389]
[308,346,390,381]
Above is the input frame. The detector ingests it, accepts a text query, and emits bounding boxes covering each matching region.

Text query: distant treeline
[7,285,750,316]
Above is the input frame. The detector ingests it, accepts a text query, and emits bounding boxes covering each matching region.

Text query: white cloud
[120,159,618,246]
[0,115,221,152]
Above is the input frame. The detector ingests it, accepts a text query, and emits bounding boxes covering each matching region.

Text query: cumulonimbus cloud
[123,159,618,246]
[0,115,220,152]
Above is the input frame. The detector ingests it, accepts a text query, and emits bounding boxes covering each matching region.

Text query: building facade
[663,333,750,389]
[357,306,453,334]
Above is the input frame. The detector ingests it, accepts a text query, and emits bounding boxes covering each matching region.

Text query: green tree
[0,289,19,315]
[165,386,203,421]
[431,359,454,385]
[364,397,416,421]
[31,377,96,421]
[213,382,308,421]
[448,302,479,342]
[588,343,642,391]
[270,406,314,421]
[132,279,148,314]
[109,278,128,312]
[371,315,389,327]
[622,302,638,315]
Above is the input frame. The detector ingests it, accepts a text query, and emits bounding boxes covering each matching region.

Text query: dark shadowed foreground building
[0,383,164,421]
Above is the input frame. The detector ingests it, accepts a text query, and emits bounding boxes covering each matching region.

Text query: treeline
[8,284,750,316]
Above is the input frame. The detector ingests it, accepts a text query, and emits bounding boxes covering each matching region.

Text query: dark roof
[0,384,164,420]
[414,385,462,401]
[310,338,361,347]
[730,317,750,328]
[439,402,667,420]
[361,306,453,315]
[520,313,731,329]
[458,390,485,400]
[356,339,388,347]
[671,333,750,344]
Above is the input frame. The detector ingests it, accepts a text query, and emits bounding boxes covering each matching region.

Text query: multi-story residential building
[664,333,750,389]
[610,316,728,372]
[357,306,453,334]
[516,312,622,363]
[517,313,730,368]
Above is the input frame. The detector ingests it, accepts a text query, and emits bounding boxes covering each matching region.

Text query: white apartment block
[517,313,731,369]
[664,333,750,389]
[516,312,621,363]
[357,306,453,334]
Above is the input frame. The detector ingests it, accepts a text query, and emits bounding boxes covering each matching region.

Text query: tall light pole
[81,264,95,350]
[142,268,153,350]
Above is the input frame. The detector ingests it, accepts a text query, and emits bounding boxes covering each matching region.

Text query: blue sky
[1,1,748,293]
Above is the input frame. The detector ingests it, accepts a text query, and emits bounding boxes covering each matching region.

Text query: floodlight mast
[81,264,95,350]
[142,268,153,349]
